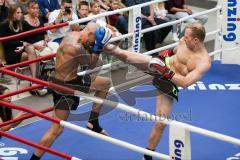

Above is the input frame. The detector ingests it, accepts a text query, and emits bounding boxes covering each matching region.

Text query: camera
[64,7,71,14]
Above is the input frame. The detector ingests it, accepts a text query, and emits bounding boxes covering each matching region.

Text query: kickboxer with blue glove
[30,22,112,160]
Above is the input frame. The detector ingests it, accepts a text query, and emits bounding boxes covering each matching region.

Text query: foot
[141,155,152,160]
[86,122,109,136]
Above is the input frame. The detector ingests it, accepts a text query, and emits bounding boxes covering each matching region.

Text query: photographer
[47,0,79,44]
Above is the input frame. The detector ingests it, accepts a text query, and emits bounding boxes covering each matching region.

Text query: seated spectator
[37,0,60,23]
[94,0,110,10]
[16,0,30,15]
[47,0,79,44]
[0,85,25,132]
[107,0,122,26]
[89,1,107,25]
[123,0,172,51]
[0,5,47,95]
[89,1,119,36]
[165,0,208,24]
[153,2,179,41]
[77,1,90,30]
[0,0,8,23]
[23,0,59,57]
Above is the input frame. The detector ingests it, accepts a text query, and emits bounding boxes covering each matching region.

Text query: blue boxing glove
[92,27,112,54]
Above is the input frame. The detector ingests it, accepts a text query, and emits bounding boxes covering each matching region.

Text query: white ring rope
[70,90,240,146]
[60,121,170,160]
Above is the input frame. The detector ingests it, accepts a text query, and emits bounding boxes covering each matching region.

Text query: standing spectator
[0,85,25,132]
[23,0,59,57]
[77,1,89,30]
[123,0,172,51]
[0,0,8,23]
[165,0,208,24]
[37,0,60,23]
[47,0,79,44]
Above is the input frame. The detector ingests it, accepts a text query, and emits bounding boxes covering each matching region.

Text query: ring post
[128,6,142,53]
[128,6,142,73]
[169,125,191,160]
[214,0,223,61]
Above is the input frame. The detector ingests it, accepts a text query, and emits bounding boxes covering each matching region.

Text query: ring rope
[1,68,239,146]
[0,106,53,128]
[0,100,171,160]
[0,129,80,160]
[0,84,43,99]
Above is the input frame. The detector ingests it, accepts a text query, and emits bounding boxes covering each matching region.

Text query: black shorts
[51,75,91,110]
[152,76,179,101]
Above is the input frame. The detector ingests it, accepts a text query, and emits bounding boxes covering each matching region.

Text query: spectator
[107,0,121,26]
[123,0,172,51]
[0,5,47,95]
[89,1,119,36]
[89,1,107,25]
[94,0,110,10]
[37,0,60,23]
[47,0,79,44]
[0,0,8,23]
[165,0,208,24]
[0,85,25,132]
[16,0,30,15]
[153,2,179,41]
[77,1,89,30]
[23,0,59,57]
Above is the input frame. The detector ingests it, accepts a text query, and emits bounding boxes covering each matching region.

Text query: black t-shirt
[0,20,23,50]
[22,19,46,44]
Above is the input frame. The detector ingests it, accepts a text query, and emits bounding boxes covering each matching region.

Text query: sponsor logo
[178,81,240,90]
[133,17,141,52]
[0,146,28,160]
[172,139,184,160]
[223,0,239,42]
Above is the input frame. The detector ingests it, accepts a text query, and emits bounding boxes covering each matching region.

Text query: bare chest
[171,47,196,75]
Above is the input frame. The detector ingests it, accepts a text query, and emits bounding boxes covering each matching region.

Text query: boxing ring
[0,0,239,159]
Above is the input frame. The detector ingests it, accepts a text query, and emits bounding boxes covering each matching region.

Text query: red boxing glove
[159,49,174,58]
[148,57,175,80]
